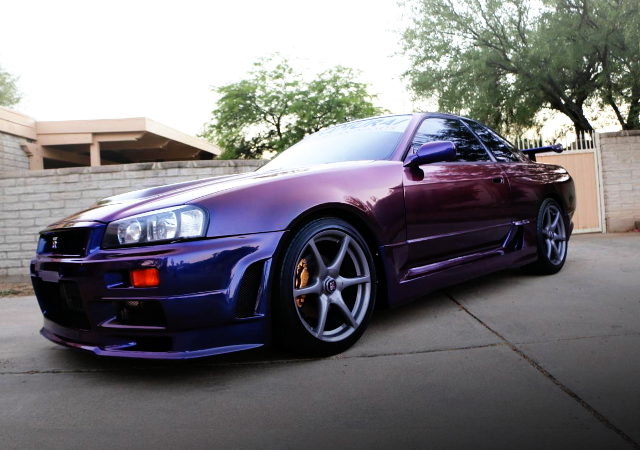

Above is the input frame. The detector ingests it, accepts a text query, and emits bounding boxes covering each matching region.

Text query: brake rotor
[294,258,310,308]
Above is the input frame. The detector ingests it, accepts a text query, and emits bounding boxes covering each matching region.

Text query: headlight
[102,206,207,248]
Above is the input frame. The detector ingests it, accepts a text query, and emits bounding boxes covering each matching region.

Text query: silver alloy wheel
[293,229,372,342]
[541,203,567,265]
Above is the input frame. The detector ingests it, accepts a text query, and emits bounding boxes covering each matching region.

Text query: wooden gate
[519,132,604,234]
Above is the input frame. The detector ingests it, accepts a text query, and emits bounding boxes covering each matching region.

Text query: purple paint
[31,113,575,359]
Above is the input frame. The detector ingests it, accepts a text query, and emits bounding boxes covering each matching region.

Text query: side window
[410,118,490,162]
[463,120,527,163]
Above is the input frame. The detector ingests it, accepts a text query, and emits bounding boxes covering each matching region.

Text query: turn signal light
[130,268,160,288]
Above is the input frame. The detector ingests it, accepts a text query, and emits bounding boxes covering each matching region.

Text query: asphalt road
[1,233,639,449]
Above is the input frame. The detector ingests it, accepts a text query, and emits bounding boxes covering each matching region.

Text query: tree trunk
[627,102,640,130]
[562,102,594,133]
[605,93,627,129]
[626,84,640,130]
[539,79,594,133]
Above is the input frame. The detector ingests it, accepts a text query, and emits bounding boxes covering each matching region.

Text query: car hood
[47,161,377,227]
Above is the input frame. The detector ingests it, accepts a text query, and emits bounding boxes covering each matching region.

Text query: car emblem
[51,236,58,250]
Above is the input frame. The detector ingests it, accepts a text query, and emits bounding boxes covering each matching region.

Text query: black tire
[273,218,377,356]
[523,198,569,275]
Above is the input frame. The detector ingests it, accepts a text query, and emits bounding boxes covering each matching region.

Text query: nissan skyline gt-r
[31,113,575,358]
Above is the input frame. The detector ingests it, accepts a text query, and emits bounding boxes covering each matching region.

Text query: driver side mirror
[404,141,457,167]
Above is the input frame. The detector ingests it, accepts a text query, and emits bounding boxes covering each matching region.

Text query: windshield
[258,115,412,172]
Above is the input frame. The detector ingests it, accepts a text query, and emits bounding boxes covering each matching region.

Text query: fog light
[130,268,160,288]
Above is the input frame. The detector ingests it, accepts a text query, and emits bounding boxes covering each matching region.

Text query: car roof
[345,111,482,124]
[418,112,480,122]
[318,112,480,129]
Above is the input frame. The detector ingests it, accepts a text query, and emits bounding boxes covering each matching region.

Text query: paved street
[1,233,639,449]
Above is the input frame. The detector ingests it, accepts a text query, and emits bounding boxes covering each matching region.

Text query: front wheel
[273,218,377,356]
[524,198,569,274]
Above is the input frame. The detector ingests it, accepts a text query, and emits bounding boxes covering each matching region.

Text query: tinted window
[410,118,490,162]
[463,120,527,163]
[259,115,412,171]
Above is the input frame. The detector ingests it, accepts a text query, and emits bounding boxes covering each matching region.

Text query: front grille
[33,278,91,330]
[38,228,91,256]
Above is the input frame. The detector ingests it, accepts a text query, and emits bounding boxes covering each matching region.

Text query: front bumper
[31,230,284,359]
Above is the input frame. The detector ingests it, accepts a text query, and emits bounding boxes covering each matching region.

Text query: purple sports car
[31,113,575,358]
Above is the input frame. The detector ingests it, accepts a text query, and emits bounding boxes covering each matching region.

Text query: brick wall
[599,131,640,232]
[0,159,264,281]
[0,132,29,171]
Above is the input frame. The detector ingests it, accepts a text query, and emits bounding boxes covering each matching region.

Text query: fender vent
[235,261,265,318]
[502,221,527,252]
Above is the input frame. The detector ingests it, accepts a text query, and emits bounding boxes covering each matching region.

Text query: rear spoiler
[521,144,563,161]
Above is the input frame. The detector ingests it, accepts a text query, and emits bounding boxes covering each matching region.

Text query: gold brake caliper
[294,258,310,308]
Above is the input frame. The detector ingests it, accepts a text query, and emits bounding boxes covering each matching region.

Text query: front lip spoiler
[40,328,263,360]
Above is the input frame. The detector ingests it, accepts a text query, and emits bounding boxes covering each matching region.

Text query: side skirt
[382,220,537,307]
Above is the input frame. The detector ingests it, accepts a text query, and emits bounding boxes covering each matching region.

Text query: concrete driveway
[1,234,638,449]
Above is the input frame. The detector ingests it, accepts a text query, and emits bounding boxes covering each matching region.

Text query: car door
[402,117,513,273]
[462,119,541,222]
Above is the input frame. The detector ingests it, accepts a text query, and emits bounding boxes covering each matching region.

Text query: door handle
[492,177,505,184]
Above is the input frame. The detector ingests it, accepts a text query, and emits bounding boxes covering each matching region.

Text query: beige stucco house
[0,106,220,170]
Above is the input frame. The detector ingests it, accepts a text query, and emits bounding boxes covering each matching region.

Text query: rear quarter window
[463,120,528,163]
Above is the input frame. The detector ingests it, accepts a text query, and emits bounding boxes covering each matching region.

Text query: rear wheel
[524,198,568,274]
[273,218,376,356]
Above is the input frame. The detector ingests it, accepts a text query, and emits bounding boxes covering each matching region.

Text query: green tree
[202,56,383,159]
[567,0,640,130]
[0,65,21,107]
[402,0,639,134]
